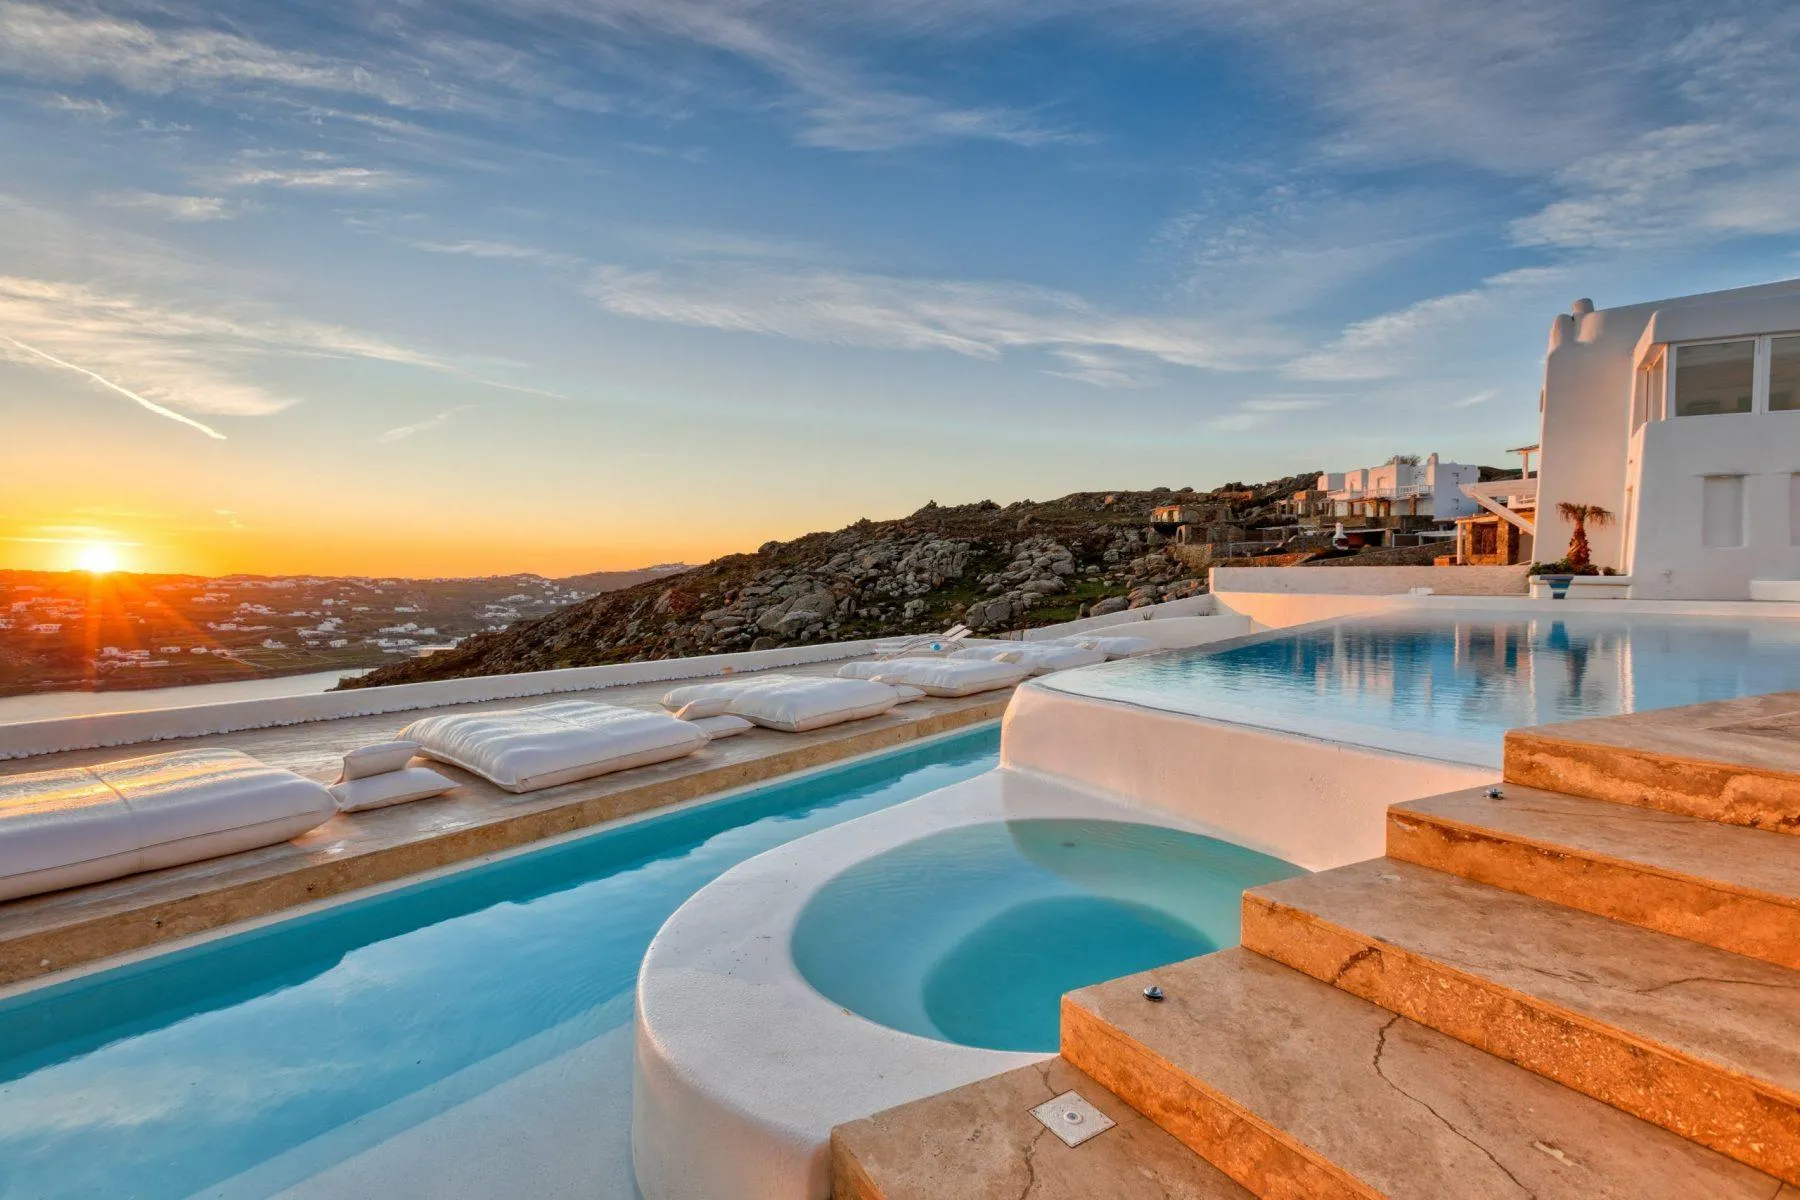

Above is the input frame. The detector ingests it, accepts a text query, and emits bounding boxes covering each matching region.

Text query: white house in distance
[1318,454,1481,521]
[1533,276,1800,599]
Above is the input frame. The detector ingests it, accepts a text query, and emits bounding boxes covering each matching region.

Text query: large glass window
[1770,336,1800,412]
[1673,340,1755,416]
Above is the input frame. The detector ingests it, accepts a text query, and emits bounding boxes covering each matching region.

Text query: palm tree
[1556,502,1613,569]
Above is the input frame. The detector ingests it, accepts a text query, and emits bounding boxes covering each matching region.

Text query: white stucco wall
[1627,413,1800,599]
[1209,565,1529,597]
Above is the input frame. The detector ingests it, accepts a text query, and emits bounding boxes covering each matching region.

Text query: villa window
[1672,340,1755,417]
[1657,333,1800,419]
[1702,475,1746,549]
[1771,336,1800,412]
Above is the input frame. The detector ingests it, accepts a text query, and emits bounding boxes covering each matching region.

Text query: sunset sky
[4,1,1799,577]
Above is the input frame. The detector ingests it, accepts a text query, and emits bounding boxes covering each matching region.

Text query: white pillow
[401,701,709,793]
[330,765,457,813]
[722,677,899,732]
[888,685,926,703]
[1065,634,1159,658]
[673,697,732,720]
[662,674,803,712]
[339,740,419,781]
[686,714,754,739]
[846,657,1027,697]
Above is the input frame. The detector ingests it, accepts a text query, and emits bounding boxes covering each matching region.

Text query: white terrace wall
[1208,565,1530,596]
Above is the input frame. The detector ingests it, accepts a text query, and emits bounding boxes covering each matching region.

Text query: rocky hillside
[342,476,1316,689]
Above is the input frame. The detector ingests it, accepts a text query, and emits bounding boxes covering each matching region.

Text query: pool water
[0,726,1000,1200]
[1043,610,1800,765]
[791,818,1302,1052]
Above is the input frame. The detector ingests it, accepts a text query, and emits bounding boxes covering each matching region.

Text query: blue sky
[3,0,1799,574]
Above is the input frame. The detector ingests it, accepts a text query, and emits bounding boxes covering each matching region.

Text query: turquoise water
[791,818,1302,1052]
[0,727,1000,1200]
[1043,610,1800,765]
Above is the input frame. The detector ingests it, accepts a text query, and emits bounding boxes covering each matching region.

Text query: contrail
[0,334,227,439]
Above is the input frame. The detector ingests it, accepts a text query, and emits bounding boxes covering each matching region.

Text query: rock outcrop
[342,477,1314,690]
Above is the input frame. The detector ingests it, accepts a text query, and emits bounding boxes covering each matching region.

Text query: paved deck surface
[0,662,1008,988]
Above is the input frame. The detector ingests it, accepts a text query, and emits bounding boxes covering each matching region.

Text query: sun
[74,543,122,575]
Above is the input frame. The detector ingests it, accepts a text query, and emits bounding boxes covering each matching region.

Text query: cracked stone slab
[1388,783,1800,970]
[830,1058,1249,1200]
[1064,948,1785,1200]
[1502,691,1800,833]
[1243,857,1800,1182]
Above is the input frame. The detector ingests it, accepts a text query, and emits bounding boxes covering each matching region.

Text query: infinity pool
[0,726,1000,1200]
[1042,610,1800,765]
[791,818,1301,1052]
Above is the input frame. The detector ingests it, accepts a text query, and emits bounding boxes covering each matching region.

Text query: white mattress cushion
[401,701,709,793]
[839,657,1027,697]
[954,643,1105,673]
[672,697,732,721]
[720,677,899,732]
[0,749,336,902]
[339,740,420,781]
[1061,634,1160,658]
[661,674,804,712]
[330,765,457,813]
[685,714,755,739]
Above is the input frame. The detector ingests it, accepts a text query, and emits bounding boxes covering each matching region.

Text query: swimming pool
[0,726,999,1200]
[1042,609,1800,765]
[790,818,1301,1052]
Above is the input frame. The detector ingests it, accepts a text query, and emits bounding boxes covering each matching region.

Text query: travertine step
[1504,694,1800,833]
[1242,858,1800,1183]
[1063,948,1785,1199]
[1388,784,1800,969]
[830,1058,1252,1200]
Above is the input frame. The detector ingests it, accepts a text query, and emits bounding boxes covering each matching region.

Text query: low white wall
[1019,594,1215,639]
[1000,685,1494,870]
[0,641,884,761]
[1211,591,1409,632]
[1208,565,1530,596]
[1058,613,1251,649]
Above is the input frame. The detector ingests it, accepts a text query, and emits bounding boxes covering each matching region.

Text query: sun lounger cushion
[340,740,420,780]
[401,701,709,793]
[685,714,755,740]
[951,643,1107,673]
[661,674,805,713]
[330,766,458,813]
[838,657,1027,697]
[1059,634,1160,659]
[717,677,899,732]
[0,749,336,902]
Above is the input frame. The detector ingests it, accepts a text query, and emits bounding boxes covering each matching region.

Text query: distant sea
[0,669,371,724]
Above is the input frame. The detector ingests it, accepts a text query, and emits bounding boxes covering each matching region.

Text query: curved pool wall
[791,818,1301,1052]
[634,766,1276,1200]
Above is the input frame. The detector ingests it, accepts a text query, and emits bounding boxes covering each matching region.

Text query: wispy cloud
[1284,267,1570,383]
[98,190,237,221]
[583,258,1293,383]
[405,239,579,269]
[0,332,226,438]
[1452,388,1498,408]
[222,165,417,193]
[378,404,476,442]
[1204,394,1332,433]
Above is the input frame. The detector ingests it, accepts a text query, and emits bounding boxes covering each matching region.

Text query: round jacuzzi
[789,817,1302,1052]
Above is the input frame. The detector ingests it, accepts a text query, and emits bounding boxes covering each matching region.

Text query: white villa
[1318,454,1481,522]
[1533,276,1800,599]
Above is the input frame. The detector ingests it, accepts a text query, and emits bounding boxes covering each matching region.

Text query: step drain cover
[1030,1090,1117,1148]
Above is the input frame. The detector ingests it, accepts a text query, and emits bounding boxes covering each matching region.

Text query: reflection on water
[1045,612,1800,764]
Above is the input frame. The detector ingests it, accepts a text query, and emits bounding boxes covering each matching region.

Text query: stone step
[1503,695,1800,834]
[830,1058,1252,1200]
[1063,948,1785,1200]
[1388,784,1800,969]
[1242,858,1800,1183]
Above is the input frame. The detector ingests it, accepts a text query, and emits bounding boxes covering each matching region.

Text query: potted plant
[1530,503,1614,598]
